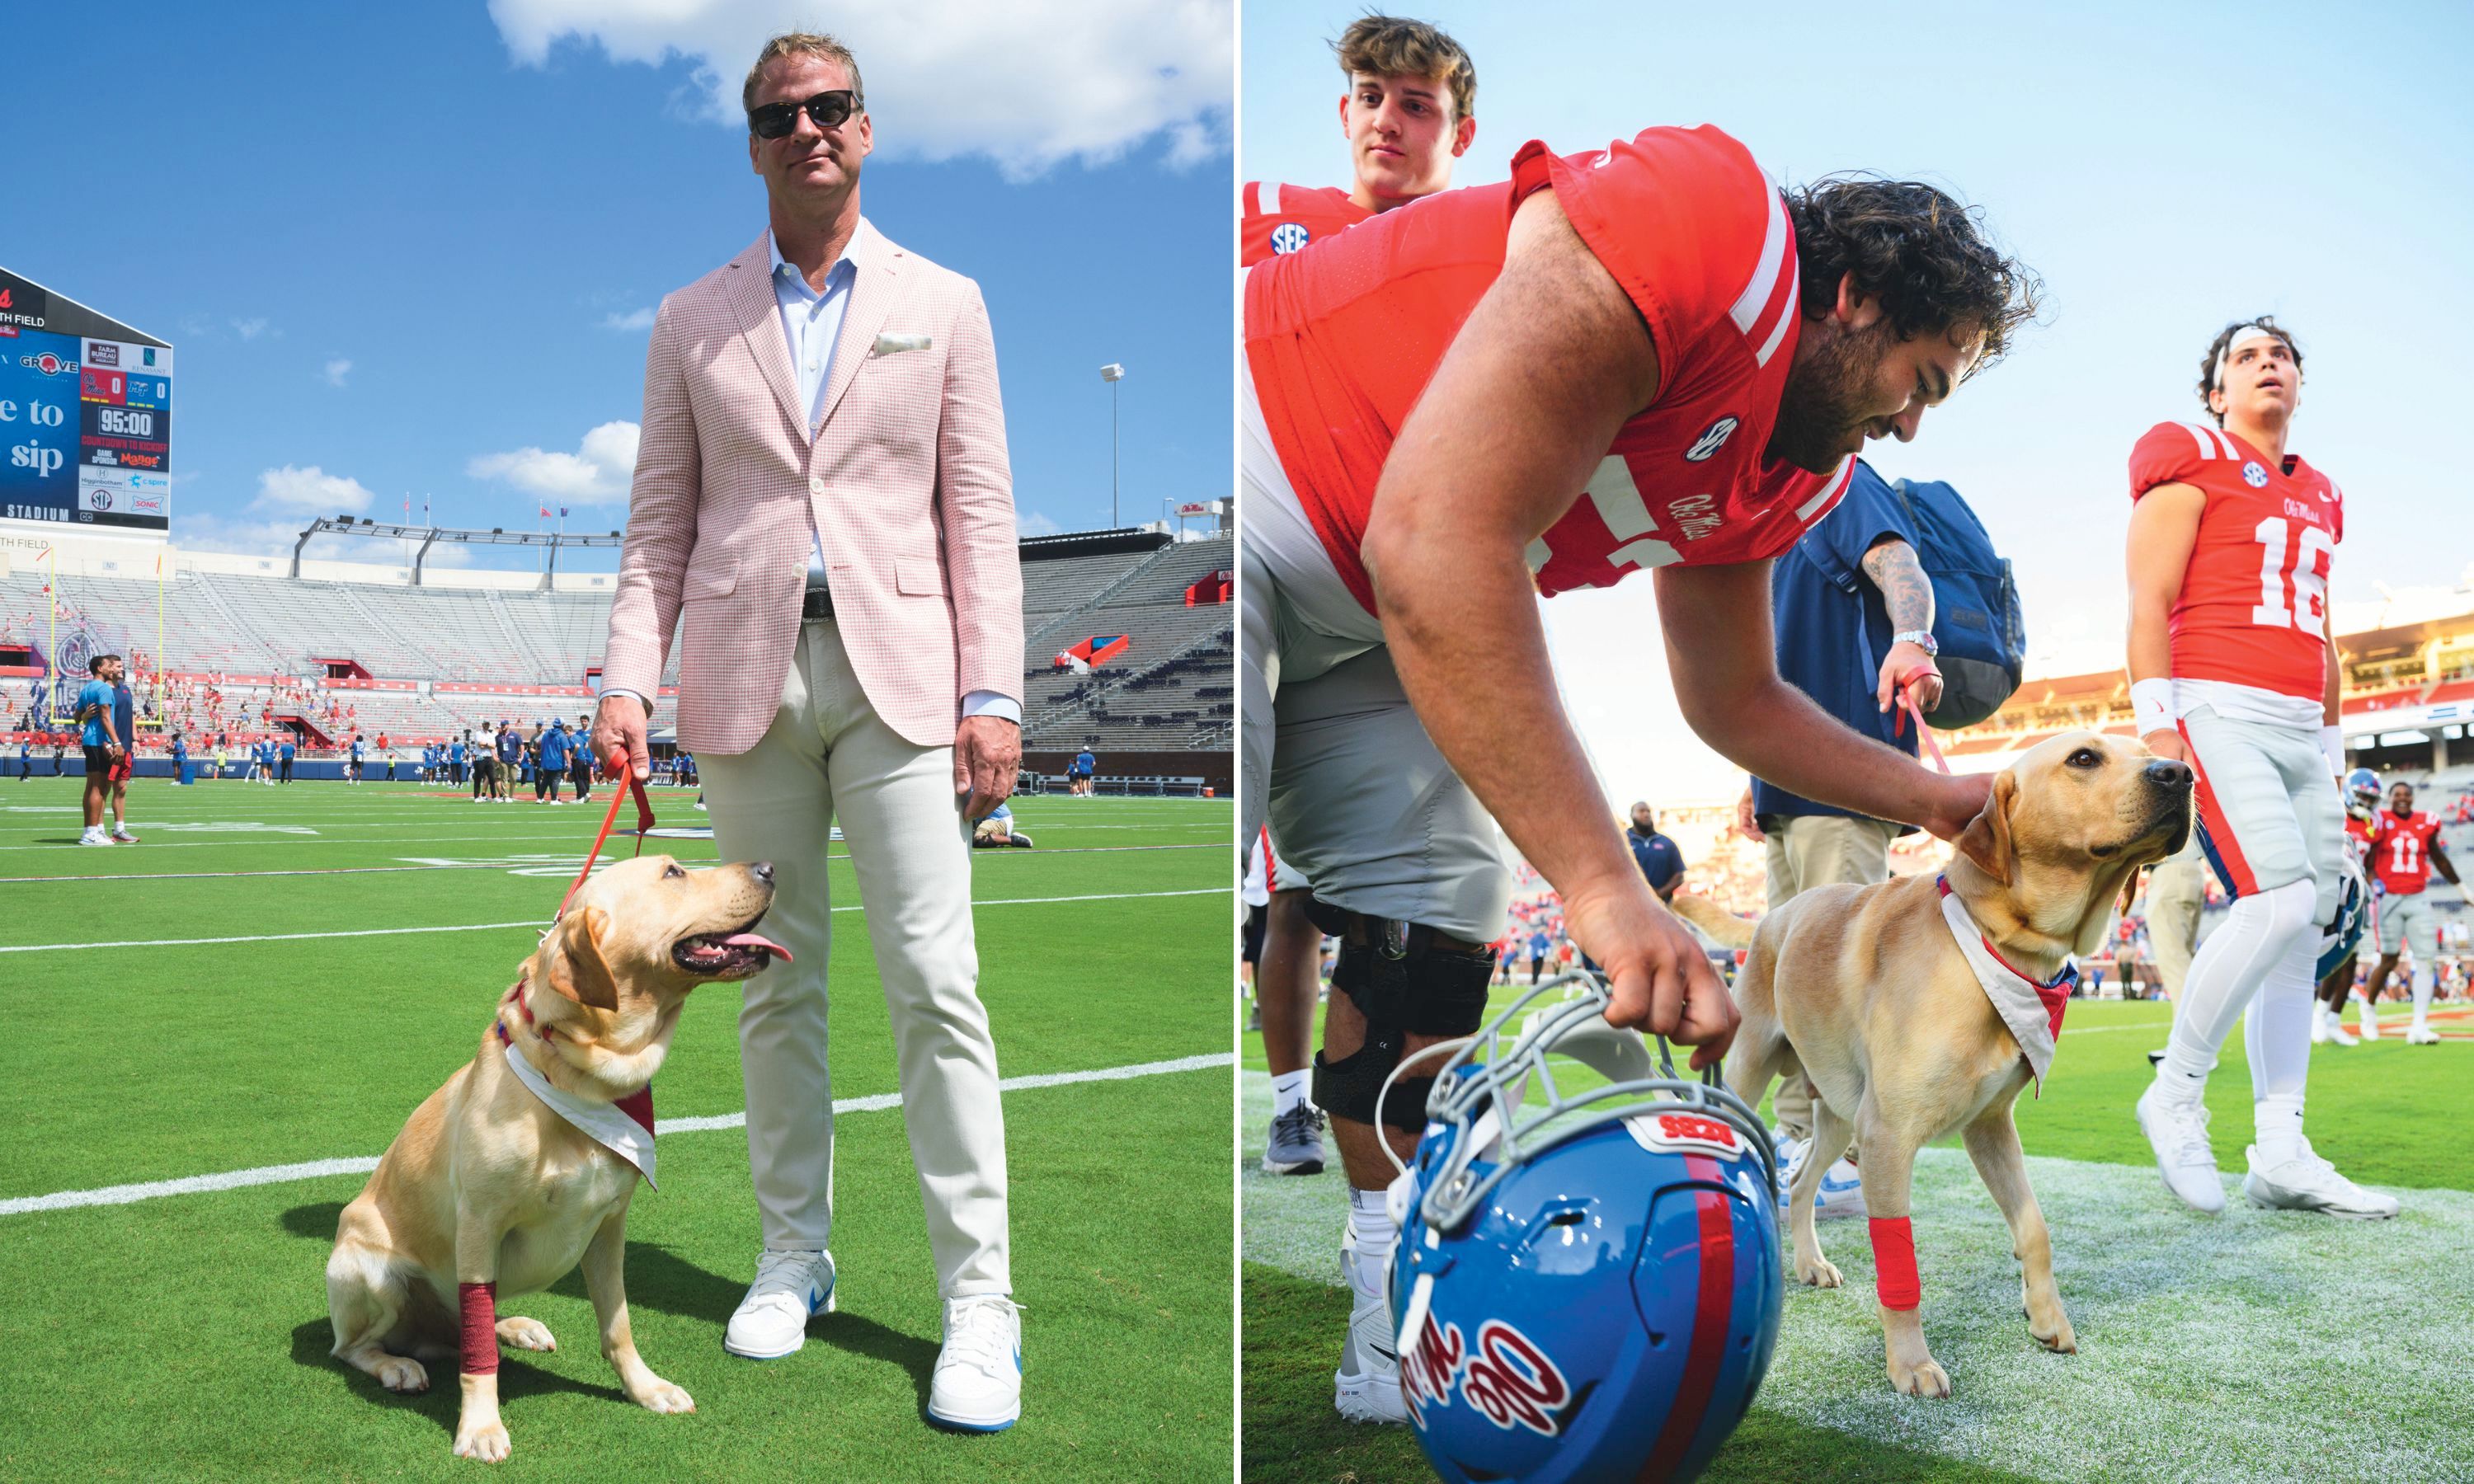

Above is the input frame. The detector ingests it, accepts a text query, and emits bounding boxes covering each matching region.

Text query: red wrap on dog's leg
[459,1280,501,1375]
[1869,1217,1921,1310]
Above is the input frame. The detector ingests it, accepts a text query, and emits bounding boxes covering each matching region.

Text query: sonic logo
[1399,1316,1571,1437]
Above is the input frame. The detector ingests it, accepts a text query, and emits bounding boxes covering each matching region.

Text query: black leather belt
[801,587,835,622]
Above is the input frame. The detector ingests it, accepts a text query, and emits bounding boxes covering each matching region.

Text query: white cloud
[487,0,1231,181]
[233,317,270,340]
[255,464,377,517]
[602,307,656,331]
[322,357,353,387]
[468,420,642,503]
[1017,510,1061,537]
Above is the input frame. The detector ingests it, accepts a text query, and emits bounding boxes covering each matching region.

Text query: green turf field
[0,777,1235,1482]
[1240,984,2474,1482]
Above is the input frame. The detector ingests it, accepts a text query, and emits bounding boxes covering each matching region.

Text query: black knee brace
[1307,905,1498,1129]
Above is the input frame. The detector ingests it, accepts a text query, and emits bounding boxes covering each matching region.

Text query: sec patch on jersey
[1269,222,1311,254]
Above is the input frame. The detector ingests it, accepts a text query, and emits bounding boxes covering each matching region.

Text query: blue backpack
[1874,475,2025,730]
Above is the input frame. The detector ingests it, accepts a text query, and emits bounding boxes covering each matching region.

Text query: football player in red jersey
[2364,779,2461,1044]
[1240,15,1475,266]
[2128,318,2396,1219]
[1240,125,2034,1422]
[2312,768,2383,1045]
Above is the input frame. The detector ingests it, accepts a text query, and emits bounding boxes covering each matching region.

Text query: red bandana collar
[495,974,654,1136]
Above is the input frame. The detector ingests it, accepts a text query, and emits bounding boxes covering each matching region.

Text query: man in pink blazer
[591,31,1026,1433]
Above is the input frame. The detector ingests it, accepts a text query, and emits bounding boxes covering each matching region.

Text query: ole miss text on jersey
[2128,420,2345,702]
[1245,124,1854,617]
[1241,181,1374,267]
[2368,809,2445,896]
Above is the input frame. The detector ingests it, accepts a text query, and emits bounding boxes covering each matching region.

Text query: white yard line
[0,887,1225,954]
[0,842,1221,886]
[0,1052,1230,1216]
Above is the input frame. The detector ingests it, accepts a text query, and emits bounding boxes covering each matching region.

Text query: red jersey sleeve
[1507,125,1786,374]
[2129,420,2213,500]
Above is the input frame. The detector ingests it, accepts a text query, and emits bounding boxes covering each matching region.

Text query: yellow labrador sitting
[326,856,788,1462]
[1681,731,2189,1398]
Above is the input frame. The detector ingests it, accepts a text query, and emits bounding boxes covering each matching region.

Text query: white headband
[2214,323,2287,387]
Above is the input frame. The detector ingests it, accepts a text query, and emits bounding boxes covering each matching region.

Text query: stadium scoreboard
[0,265,172,533]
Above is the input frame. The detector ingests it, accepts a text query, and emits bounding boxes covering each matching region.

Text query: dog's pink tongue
[721,932,791,963]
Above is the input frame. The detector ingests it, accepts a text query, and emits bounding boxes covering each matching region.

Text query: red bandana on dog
[1935,876,2078,1095]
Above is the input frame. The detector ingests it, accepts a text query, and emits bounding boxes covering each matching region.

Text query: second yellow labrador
[1680,731,2191,1397]
[325,855,788,1462]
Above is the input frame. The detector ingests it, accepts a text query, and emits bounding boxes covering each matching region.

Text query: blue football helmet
[2346,767,2381,817]
[2318,857,2369,981]
[1384,975,1784,1484]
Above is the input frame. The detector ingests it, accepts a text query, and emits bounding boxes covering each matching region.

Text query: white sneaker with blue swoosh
[722,1249,836,1360]
[928,1294,1023,1431]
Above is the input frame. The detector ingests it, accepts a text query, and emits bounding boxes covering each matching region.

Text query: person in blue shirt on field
[495,721,522,802]
[1526,928,1552,985]
[349,732,366,785]
[171,732,188,784]
[106,667,140,840]
[1070,748,1097,797]
[73,655,125,846]
[279,735,297,784]
[536,721,571,803]
[1624,801,1686,904]
[449,735,467,787]
[16,734,30,782]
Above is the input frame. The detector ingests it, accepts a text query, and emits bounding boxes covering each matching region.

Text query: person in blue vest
[171,731,188,786]
[74,656,122,845]
[349,732,366,785]
[279,735,298,784]
[536,720,571,804]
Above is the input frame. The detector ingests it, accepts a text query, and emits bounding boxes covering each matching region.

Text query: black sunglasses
[749,89,863,139]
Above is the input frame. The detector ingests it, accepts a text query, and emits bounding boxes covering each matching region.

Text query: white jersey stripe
[1584,456,1658,540]
[1727,181,1792,339]
[2210,425,2241,461]
[1795,456,1856,522]
[1258,181,1286,214]
[2182,422,2217,459]
[1752,255,1799,369]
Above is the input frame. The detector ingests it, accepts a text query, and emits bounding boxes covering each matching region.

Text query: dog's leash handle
[552,754,658,923]
[1893,664,1951,775]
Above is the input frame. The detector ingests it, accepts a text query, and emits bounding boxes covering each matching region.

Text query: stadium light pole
[1100,363,1126,528]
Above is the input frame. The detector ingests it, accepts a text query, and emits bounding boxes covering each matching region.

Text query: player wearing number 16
[2127,318,2395,1220]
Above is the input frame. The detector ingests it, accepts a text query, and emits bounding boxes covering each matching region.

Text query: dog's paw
[496,1316,557,1352]
[1888,1355,1952,1399]
[452,1419,511,1463]
[378,1355,430,1392]
[1795,1254,1843,1289]
[632,1376,695,1415]
[2030,1311,2077,1355]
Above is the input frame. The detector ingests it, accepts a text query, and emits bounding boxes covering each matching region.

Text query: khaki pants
[2147,838,2207,1000]
[698,619,1010,1298]
[1762,813,1900,1142]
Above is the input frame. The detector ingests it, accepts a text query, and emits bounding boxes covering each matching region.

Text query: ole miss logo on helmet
[1399,1315,1573,1436]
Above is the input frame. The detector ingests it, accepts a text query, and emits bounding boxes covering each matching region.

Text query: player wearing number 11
[2127,317,2394,1219]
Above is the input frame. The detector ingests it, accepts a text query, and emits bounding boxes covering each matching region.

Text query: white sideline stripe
[0,842,1221,885]
[0,1053,1230,1217]
[0,887,1225,954]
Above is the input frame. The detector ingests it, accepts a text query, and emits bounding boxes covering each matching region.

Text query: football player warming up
[2363,779,2460,1044]
[2312,766,2382,1045]
[2128,318,2396,1219]
[1242,123,2036,1425]
[1240,14,1475,267]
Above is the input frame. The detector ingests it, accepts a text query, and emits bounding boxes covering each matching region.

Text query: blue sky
[1247,0,2474,801]
[8,1,1232,571]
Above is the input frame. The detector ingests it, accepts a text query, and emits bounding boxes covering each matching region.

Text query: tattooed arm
[1859,537,1943,715]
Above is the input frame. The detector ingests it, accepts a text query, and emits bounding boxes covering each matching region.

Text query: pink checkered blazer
[601,219,1023,754]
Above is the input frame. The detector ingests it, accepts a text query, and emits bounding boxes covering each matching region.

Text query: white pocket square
[872,332,932,356]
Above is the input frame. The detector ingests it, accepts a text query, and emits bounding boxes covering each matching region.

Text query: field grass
[1240,983,2474,1482]
[0,777,1235,1482]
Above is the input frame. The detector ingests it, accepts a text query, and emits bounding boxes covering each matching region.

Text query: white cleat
[2359,1007,2381,1040]
[2310,1013,2329,1045]
[2136,1080,2226,1214]
[722,1249,836,1360]
[926,1294,1022,1432]
[2322,1008,2359,1047]
[2406,1025,2442,1045]
[2243,1139,2399,1219]
[1334,1233,1405,1424]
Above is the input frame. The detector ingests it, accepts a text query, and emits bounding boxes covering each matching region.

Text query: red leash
[1891,663,1951,775]
[554,749,656,922]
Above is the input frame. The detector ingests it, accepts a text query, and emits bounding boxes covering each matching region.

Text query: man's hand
[955,715,1019,821]
[1876,641,1944,716]
[2142,728,2186,765]
[1564,878,1738,1069]
[1916,769,1996,843]
[1735,786,1766,843]
[593,693,652,781]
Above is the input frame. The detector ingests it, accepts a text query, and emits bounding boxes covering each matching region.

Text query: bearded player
[2129,318,2396,1219]
[2311,766,2382,1044]
[1240,14,1475,265]
[1243,125,2035,1422]
[2363,779,2461,1045]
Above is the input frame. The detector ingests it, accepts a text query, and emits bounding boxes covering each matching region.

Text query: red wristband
[1869,1216,1921,1310]
[459,1280,500,1375]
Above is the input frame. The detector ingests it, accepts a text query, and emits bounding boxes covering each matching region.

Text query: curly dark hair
[1785,176,2040,378]
[2196,317,2302,425]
